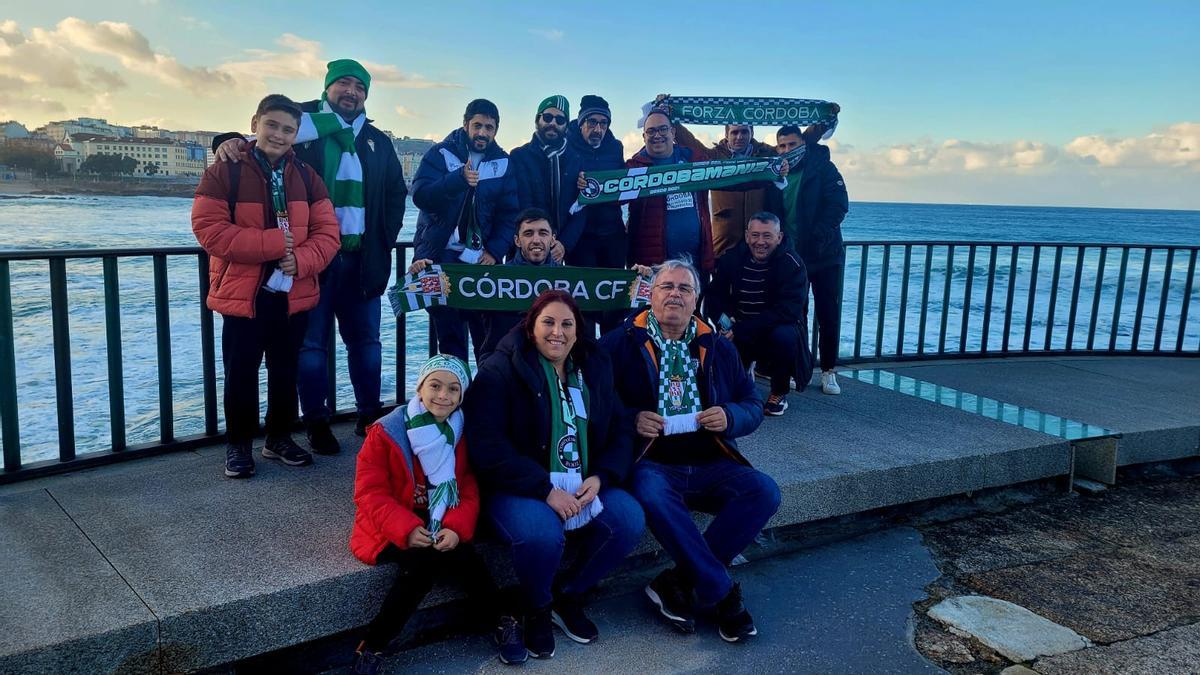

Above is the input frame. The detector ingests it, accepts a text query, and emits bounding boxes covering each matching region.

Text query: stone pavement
[0,356,1196,673]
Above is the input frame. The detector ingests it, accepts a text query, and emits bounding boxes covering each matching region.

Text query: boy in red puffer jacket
[349,355,525,672]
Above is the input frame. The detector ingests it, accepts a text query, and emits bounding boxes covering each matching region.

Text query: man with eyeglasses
[599,257,776,644]
[565,95,628,332]
[510,96,586,264]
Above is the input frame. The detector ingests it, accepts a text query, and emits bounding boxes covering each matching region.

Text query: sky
[3,1,1198,209]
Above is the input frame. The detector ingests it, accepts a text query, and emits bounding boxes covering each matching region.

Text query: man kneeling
[705,211,814,415]
[599,257,780,642]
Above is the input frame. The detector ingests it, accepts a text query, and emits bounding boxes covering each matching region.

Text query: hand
[831,102,841,115]
[720,328,734,341]
[479,251,497,265]
[283,228,293,253]
[654,93,672,113]
[546,488,581,521]
[408,258,433,275]
[577,171,587,191]
[697,406,728,433]
[550,240,565,263]
[575,476,601,506]
[406,526,434,548]
[279,253,297,276]
[631,264,654,278]
[636,411,665,438]
[779,158,790,178]
[463,159,479,188]
[216,138,248,163]
[433,528,460,552]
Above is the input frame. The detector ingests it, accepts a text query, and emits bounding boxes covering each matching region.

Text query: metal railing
[0,240,1196,482]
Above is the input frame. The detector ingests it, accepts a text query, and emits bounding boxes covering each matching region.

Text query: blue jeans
[297,252,383,422]
[485,487,645,610]
[629,460,781,606]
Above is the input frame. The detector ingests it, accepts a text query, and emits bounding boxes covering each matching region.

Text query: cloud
[1065,122,1200,170]
[529,28,565,41]
[0,19,128,94]
[394,105,417,119]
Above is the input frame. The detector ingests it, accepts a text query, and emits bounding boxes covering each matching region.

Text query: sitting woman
[349,355,526,672]
[465,290,646,660]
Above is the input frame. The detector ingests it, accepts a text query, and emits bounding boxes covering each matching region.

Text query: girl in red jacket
[350,355,524,672]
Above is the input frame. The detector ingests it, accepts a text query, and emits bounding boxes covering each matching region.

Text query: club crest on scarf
[557,434,582,470]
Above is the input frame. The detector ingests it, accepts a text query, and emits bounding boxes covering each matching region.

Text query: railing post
[395,246,406,403]
[1132,248,1153,351]
[1065,246,1086,350]
[153,254,174,443]
[938,245,955,354]
[1087,247,1108,351]
[1022,246,1041,352]
[896,245,912,356]
[1153,248,1176,353]
[1177,249,1197,353]
[1110,247,1130,351]
[1002,246,1019,353]
[0,261,20,472]
[981,245,998,353]
[49,258,75,461]
[959,245,976,353]
[1044,246,1063,351]
[198,254,218,436]
[854,245,869,360]
[875,245,890,358]
[918,244,933,355]
[102,256,126,451]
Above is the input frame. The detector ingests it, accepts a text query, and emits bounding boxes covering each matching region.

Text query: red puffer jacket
[350,408,480,565]
[625,144,716,273]
[191,144,340,318]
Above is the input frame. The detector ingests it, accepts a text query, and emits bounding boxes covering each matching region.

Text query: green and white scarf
[404,395,462,535]
[646,311,702,435]
[541,356,603,530]
[641,95,839,139]
[252,150,294,293]
[295,100,366,251]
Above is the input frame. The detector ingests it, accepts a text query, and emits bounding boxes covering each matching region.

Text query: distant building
[1,121,30,140]
[54,143,82,174]
[38,118,132,142]
[70,135,207,177]
[384,135,433,186]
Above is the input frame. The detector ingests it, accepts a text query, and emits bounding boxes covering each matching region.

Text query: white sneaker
[820,370,841,395]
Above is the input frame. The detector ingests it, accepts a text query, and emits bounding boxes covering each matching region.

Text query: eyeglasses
[654,282,696,296]
[540,112,567,125]
[644,124,671,137]
[582,117,610,129]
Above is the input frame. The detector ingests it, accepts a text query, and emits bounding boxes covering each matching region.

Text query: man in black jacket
[766,126,849,396]
[212,59,408,452]
[705,212,813,416]
[509,96,585,262]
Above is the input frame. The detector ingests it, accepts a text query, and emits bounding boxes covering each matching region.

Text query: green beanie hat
[324,59,371,94]
[537,95,570,119]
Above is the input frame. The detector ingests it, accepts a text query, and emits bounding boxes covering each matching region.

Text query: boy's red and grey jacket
[191,144,340,318]
[350,408,480,565]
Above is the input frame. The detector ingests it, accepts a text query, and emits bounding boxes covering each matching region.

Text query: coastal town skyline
[2,2,1198,209]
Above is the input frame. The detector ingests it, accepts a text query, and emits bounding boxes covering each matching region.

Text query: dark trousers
[568,232,628,335]
[221,289,308,444]
[428,306,488,366]
[363,543,501,651]
[809,264,844,372]
[478,311,522,365]
[734,323,801,394]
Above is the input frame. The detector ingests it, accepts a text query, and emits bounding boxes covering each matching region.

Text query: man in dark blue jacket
[509,96,586,261]
[705,212,813,416]
[211,59,408,452]
[766,126,849,396]
[412,98,520,362]
[598,258,778,644]
[566,95,627,332]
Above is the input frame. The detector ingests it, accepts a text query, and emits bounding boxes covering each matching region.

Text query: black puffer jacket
[464,330,634,499]
[765,142,848,272]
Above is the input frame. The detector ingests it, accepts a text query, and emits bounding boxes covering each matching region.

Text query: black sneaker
[351,641,384,675]
[354,410,382,437]
[494,615,527,665]
[224,442,255,479]
[764,392,789,416]
[306,419,341,455]
[524,605,555,659]
[262,435,313,466]
[645,568,695,634]
[716,582,757,643]
[552,593,598,644]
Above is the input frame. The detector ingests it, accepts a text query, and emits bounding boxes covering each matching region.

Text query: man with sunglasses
[510,96,586,265]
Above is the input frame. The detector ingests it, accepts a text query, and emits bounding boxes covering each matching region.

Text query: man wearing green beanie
[510,95,586,264]
[211,58,408,455]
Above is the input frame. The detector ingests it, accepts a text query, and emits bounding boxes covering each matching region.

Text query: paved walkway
[1,357,1196,673]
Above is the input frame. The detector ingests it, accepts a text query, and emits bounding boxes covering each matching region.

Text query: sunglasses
[540,112,568,125]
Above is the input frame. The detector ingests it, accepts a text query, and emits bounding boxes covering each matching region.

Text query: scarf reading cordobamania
[404,395,462,534]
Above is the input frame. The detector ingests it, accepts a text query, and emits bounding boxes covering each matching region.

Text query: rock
[916,625,975,664]
[928,595,1091,662]
[1000,666,1041,675]
[1035,623,1200,675]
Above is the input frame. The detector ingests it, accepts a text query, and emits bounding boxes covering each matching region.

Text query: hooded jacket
[765,141,849,272]
[597,309,764,464]
[464,330,634,500]
[566,121,626,239]
[192,144,341,318]
[412,128,520,263]
[211,100,407,299]
[350,407,480,564]
[510,132,587,253]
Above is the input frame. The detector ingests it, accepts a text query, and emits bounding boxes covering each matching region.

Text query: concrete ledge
[2,356,1195,673]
